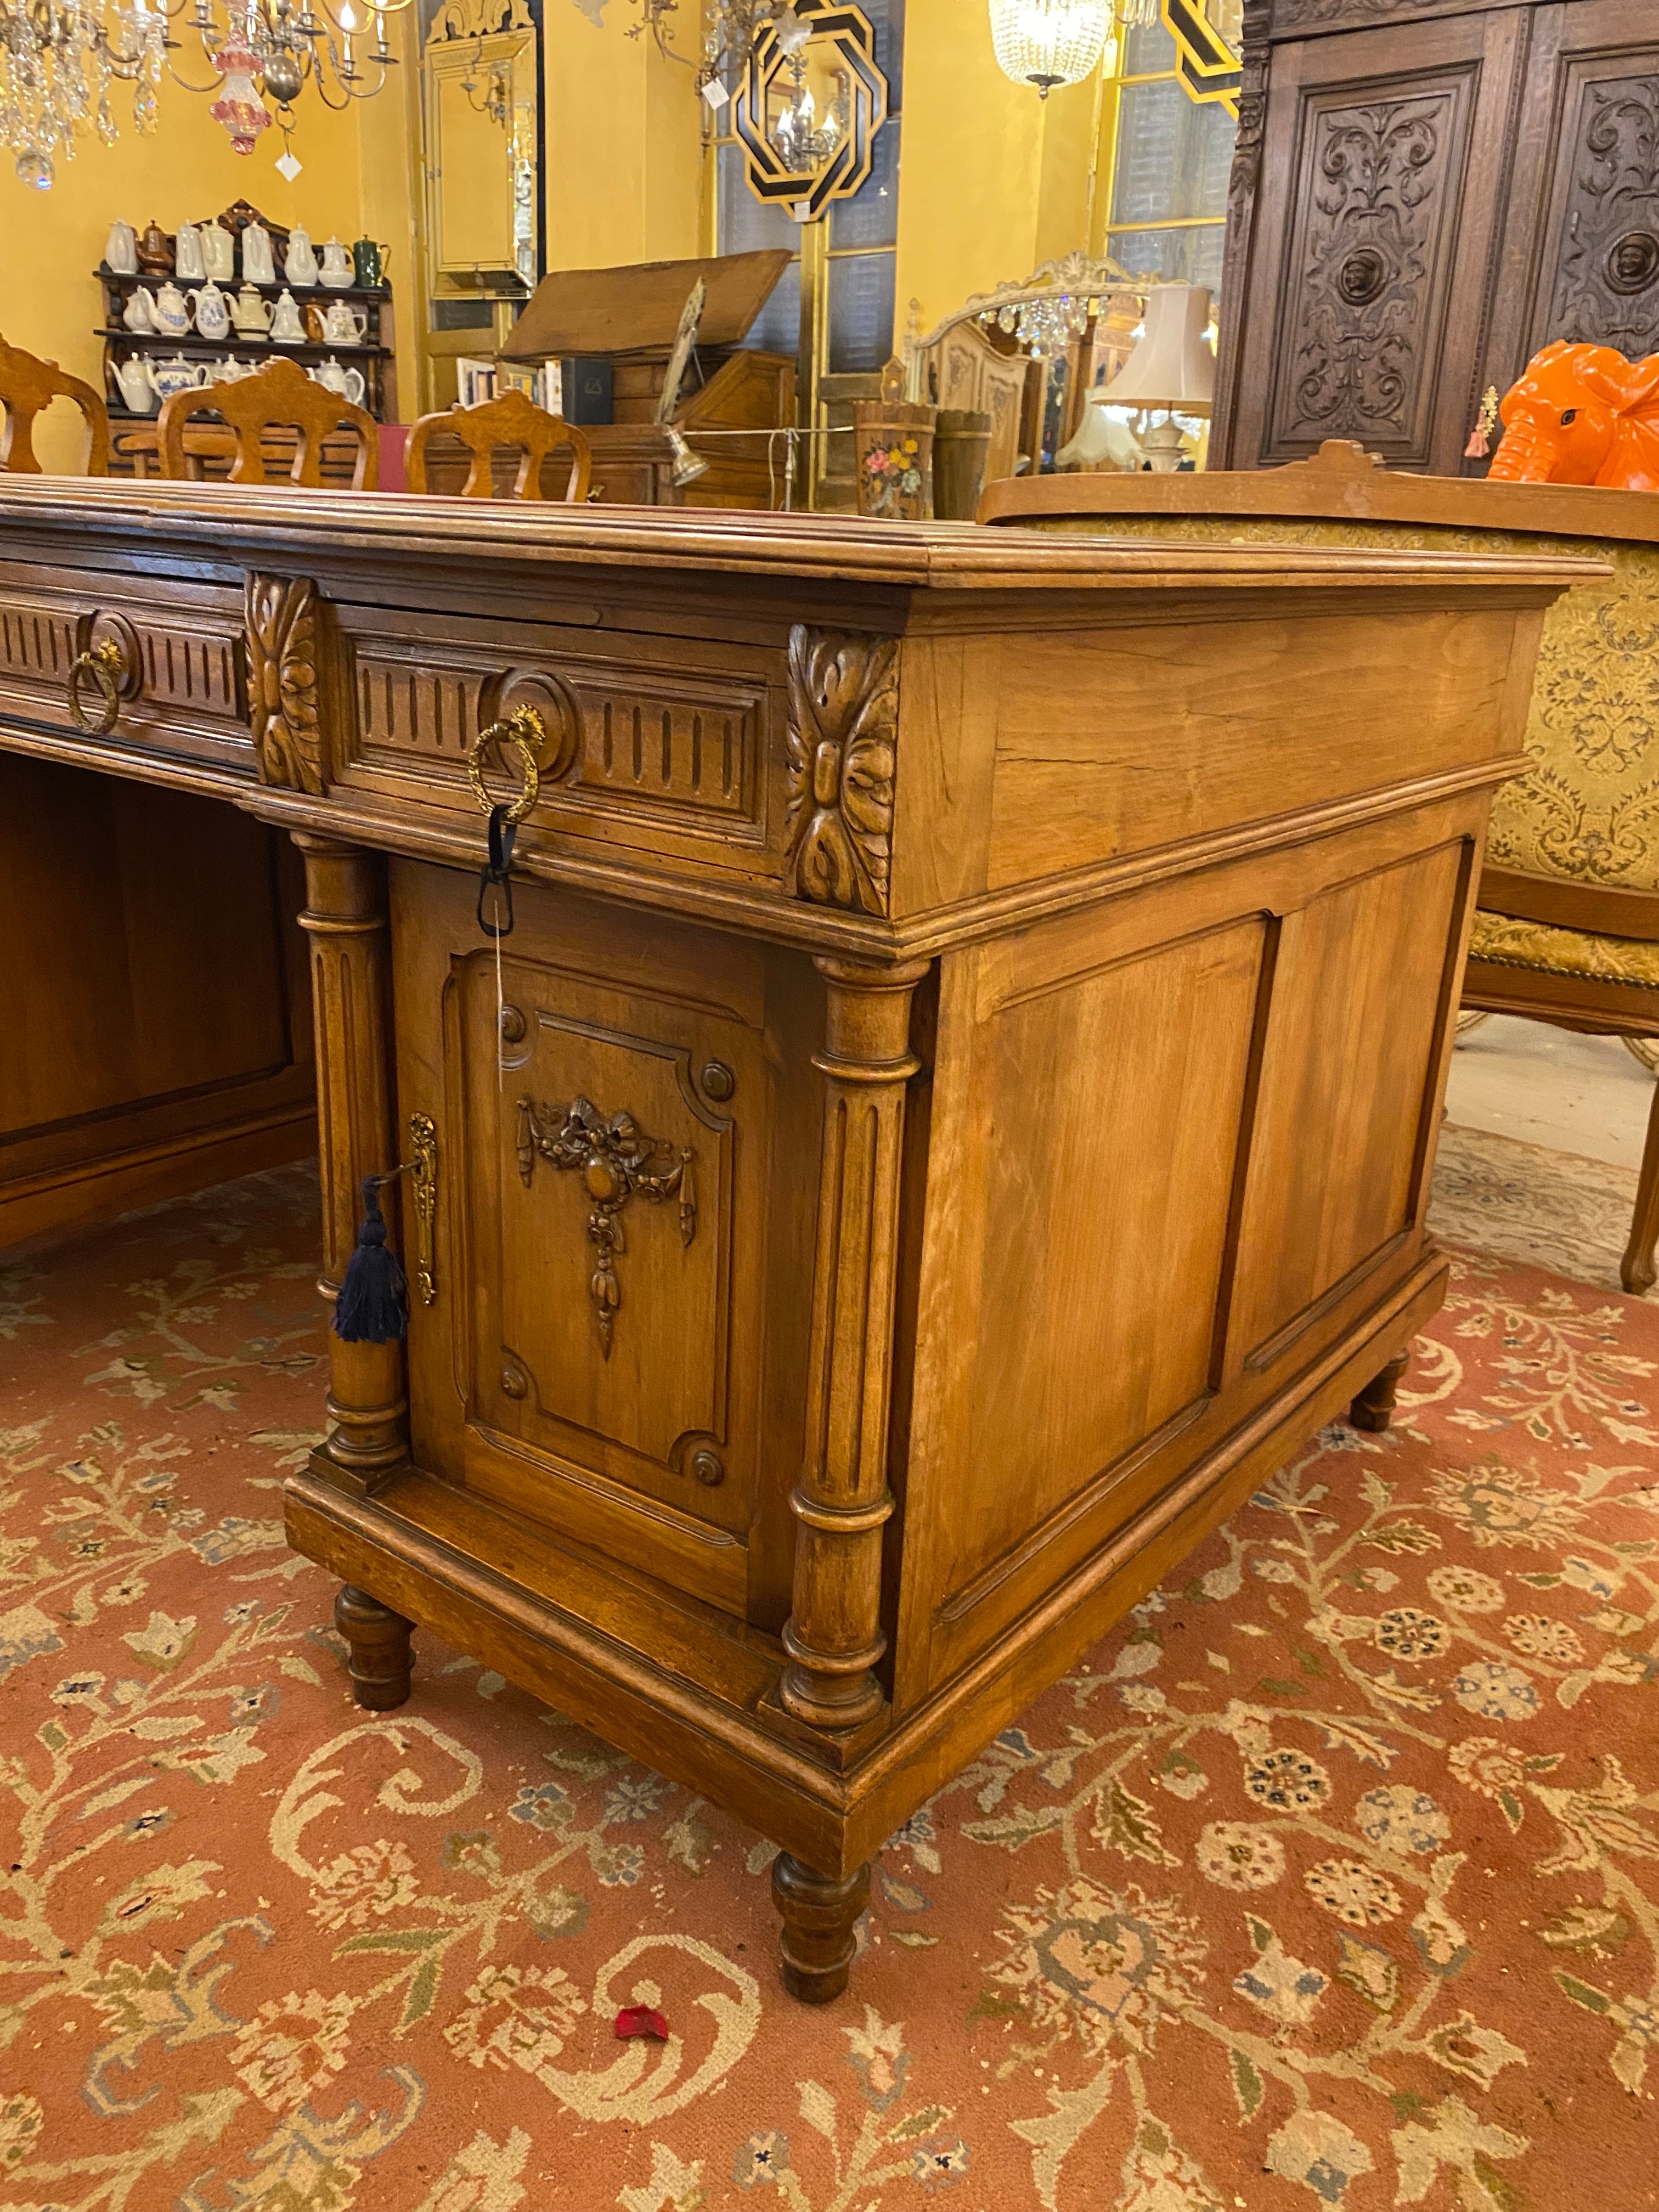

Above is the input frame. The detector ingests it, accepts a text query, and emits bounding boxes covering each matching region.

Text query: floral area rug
[3,1165,1658,2212]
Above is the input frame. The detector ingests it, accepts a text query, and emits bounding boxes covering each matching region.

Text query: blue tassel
[332,1178,408,1344]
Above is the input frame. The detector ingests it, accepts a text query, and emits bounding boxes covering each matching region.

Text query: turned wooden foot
[772,1852,869,2005]
[335,1583,414,1710]
[1620,1074,1659,1296]
[1349,1349,1409,1433]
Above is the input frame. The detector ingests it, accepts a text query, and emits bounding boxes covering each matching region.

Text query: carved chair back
[0,334,110,476]
[406,389,594,501]
[156,357,379,489]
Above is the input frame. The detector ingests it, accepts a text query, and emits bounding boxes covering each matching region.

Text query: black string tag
[477,803,517,938]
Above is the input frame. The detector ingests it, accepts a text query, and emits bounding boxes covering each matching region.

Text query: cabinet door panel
[393,863,776,1617]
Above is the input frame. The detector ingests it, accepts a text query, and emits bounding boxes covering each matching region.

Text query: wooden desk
[0,480,1585,1999]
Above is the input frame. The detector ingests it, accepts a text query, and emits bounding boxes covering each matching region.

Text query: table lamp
[1098,281,1215,471]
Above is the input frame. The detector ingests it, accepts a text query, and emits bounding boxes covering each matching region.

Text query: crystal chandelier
[989,0,1114,95]
[984,285,1108,360]
[1,0,411,189]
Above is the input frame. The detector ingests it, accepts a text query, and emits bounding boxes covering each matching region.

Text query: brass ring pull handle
[466,705,545,824]
[66,639,126,735]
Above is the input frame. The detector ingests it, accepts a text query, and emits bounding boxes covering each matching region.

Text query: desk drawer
[332,602,786,884]
[0,562,252,771]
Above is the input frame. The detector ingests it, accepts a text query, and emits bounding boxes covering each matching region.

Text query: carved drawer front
[0,562,250,769]
[334,604,776,874]
[436,906,774,1617]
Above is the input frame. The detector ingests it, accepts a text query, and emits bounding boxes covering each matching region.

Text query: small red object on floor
[614,2005,669,2040]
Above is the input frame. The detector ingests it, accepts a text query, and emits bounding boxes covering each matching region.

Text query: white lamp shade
[990,0,1113,93]
[1100,284,1217,414]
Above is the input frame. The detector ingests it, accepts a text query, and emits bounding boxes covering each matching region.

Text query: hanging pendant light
[989,0,1114,97]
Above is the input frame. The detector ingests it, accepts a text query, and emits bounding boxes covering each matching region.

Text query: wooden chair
[405,388,592,501]
[0,334,109,476]
[979,442,1659,1294]
[155,356,377,489]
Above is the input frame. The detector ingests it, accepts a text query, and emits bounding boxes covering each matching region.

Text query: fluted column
[294,833,407,1489]
[780,955,927,1730]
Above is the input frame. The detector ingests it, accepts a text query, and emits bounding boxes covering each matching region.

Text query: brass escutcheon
[466,704,545,823]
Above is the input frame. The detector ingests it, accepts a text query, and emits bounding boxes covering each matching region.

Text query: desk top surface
[0,475,1599,600]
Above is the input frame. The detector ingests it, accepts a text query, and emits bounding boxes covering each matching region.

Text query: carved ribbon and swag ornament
[516,1096,696,1357]
[783,627,898,917]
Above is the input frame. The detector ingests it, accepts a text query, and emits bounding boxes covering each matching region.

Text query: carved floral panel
[1542,70,1659,359]
[1268,83,1470,460]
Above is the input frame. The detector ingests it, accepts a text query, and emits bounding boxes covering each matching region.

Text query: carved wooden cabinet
[1215,0,1659,472]
[0,479,1587,2000]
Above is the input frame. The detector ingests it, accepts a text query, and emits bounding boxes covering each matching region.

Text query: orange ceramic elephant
[1489,341,1659,490]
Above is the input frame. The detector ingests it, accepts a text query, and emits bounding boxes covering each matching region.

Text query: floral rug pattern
[2,1167,1658,2212]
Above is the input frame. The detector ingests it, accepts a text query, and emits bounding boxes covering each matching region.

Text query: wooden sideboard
[1215,0,1659,473]
[0,480,1587,1999]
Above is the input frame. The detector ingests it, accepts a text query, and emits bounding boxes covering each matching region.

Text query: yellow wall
[1,49,414,470]
[541,6,702,272]
[893,0,1101,341]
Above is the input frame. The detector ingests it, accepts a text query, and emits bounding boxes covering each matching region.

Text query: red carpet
[2,1165,1656,2210]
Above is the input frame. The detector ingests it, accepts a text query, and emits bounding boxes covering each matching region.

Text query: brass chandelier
[1,0,411,189]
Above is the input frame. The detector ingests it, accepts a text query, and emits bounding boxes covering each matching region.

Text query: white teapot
[284,224,319,287]
[105,219,138,275]
[121,287,156,334]
[314,356,366,405]
[241,222,275,285]
[319,235,354,286]
[114,357,155,414]
[151,279,193,336]
[200,219,236,281]
[231,283,273,336]
[320,298,367,346]
[269,288,307,342]
[190,280,231,341]
[146,356,210,404]
[174,221,206,282]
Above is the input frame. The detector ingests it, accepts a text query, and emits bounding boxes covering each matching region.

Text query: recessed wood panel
[1225,839,1466,1368]
[901,913,1267,1675]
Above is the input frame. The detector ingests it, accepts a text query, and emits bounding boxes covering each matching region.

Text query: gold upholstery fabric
[1467,906,1659,988]
[1038,515,1659,893]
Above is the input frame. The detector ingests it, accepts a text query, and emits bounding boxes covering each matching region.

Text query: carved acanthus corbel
[246,573,324,794]
[783,626,898,918]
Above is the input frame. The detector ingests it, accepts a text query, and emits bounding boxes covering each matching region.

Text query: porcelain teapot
[146,356,210,404]
[314,356,366,406]
[200,219,236,281]
[241,222,275,286]
[151,280,193,336]
[174,221,206,283]
[105,219,138,275]
[231,283,273,336]
[320,298,368,347]
[284,224,319,288]
[269,288,307,342]
[114,357,155,414]
[121,287,156,334]
[319,235,354,286]
[190,280,231,341]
